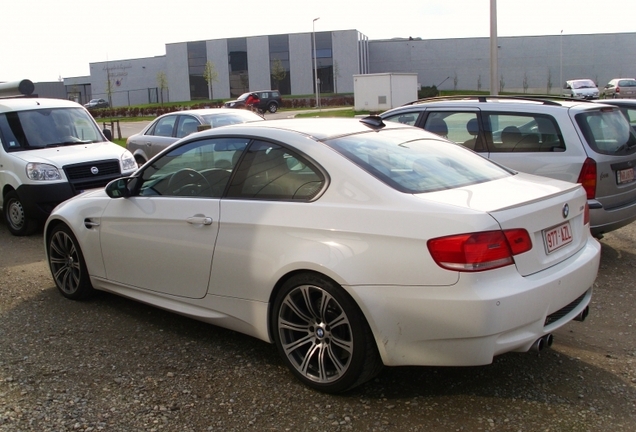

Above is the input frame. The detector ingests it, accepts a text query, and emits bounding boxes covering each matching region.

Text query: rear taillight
[584,201,590,226]
[616,86,620,94]
[577,158,597,199]
[427,229,532,272]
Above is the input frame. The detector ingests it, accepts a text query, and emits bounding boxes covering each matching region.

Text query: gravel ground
[1,218,635,431]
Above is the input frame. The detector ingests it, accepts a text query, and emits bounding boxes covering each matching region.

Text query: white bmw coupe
[45,117,600,393]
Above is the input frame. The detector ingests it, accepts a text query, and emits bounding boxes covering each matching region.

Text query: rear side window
[423,112,484,151]
[227,141,325,201]
[485,113,565,153]
[575,109,636,155]
[383,111,421,126]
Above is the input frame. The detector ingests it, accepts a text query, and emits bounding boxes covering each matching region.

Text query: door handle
[186,216,213,225]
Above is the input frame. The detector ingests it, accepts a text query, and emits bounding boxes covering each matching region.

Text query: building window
[269,35,290,95]
[228,38,249,97]
[187,41,208,100]
[313,32,333,94]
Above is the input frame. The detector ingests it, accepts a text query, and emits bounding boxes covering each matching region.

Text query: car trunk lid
[417,173,589,276]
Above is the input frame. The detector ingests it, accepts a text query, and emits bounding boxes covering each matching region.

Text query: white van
[0,83,136,235]
[562,79,600,100]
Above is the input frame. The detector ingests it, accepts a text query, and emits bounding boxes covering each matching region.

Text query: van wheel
[3,191,37,236]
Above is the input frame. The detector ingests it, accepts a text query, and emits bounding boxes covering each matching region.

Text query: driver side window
[138,138,249,198]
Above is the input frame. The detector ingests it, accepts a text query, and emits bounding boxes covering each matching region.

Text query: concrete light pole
[490,0,498,95]
[313,17,320,108]
[560,29,563,94]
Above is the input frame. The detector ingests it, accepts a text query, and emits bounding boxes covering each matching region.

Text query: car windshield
[324,129,512,193]
[572,80,596,89]
[0,108,104,151]
[575,108,636,155]
[237,93,251,101]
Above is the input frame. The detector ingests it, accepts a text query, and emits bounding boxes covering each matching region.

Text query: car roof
[157,107,260,118]
[0,97,84,113]
[201,116,409,141]
[382,95,613,113]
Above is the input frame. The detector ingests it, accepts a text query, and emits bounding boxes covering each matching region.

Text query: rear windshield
[575,108,636,155]
[0,108,104,151]
[324,129,512,193]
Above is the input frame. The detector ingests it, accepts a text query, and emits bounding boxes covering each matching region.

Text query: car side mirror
[103,128,113,141]
[106,177,138,198]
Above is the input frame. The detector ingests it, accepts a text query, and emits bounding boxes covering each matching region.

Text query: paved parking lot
[1,214,635,430]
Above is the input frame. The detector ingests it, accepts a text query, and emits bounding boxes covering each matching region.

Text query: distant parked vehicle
[602,78,636,99]
[224,90,282,113]
[126,108,264,166]
[84,99,109,109]
[561,79,599,100]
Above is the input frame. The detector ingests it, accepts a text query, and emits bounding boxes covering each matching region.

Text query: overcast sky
[2,0,634,83]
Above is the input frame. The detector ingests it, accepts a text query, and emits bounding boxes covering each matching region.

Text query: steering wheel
[167,168,210,196]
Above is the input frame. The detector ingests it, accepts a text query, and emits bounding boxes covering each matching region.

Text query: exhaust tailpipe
[530,333,554,352]
[574,306,589,322]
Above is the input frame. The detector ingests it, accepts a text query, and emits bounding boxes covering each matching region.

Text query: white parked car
[44,117,600,393]
[562,79,599,100]
[0,95,137,235]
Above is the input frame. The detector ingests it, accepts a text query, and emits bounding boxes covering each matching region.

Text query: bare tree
[523,73,529,93]
[156,71,168,105]
[203,61,218,100]
[546,69,553,94]
[270,58,286,91]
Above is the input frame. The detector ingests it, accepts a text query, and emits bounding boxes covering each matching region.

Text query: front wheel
[272,273,382,393]
[3,191,37,236]
[48,224,95,300]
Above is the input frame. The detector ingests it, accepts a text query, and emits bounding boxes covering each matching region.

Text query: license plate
[543,221,573,254]
[617,167,635,185]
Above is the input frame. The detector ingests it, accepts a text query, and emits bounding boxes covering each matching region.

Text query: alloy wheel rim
[278,285,353,383]
[49,231,81,294]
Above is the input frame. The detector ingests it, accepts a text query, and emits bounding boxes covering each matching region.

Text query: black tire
[267,102,278,113]
[134,155,146,167]
[3,191,37,236]
[48,224,95,300]
[272,273,383,393]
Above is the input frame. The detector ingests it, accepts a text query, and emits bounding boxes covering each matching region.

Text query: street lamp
[560,30,563,94]
[313,17,320,108]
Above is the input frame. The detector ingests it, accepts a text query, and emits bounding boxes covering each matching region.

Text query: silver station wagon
[381,96,636,237]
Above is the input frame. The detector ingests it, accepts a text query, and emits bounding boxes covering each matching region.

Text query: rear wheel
[272,273,382,393]
[268,102,278,113]
[48,224,95,299]
[3,191,37,236]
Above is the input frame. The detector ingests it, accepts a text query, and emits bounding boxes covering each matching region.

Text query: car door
[99,137,249,298]
[142,114,180,160]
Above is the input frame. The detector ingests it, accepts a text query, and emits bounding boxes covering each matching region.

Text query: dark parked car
[224,90,282,113]
[84,99,109,109]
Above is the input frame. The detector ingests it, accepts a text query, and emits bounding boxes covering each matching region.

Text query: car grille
[544,291,588,326]
[64,160,121,194]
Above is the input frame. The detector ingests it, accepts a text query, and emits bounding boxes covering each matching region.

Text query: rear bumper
[589,197,636,237]
[346,236,601,367]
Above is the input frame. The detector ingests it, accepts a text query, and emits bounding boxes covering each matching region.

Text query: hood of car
[11,143,128,167]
